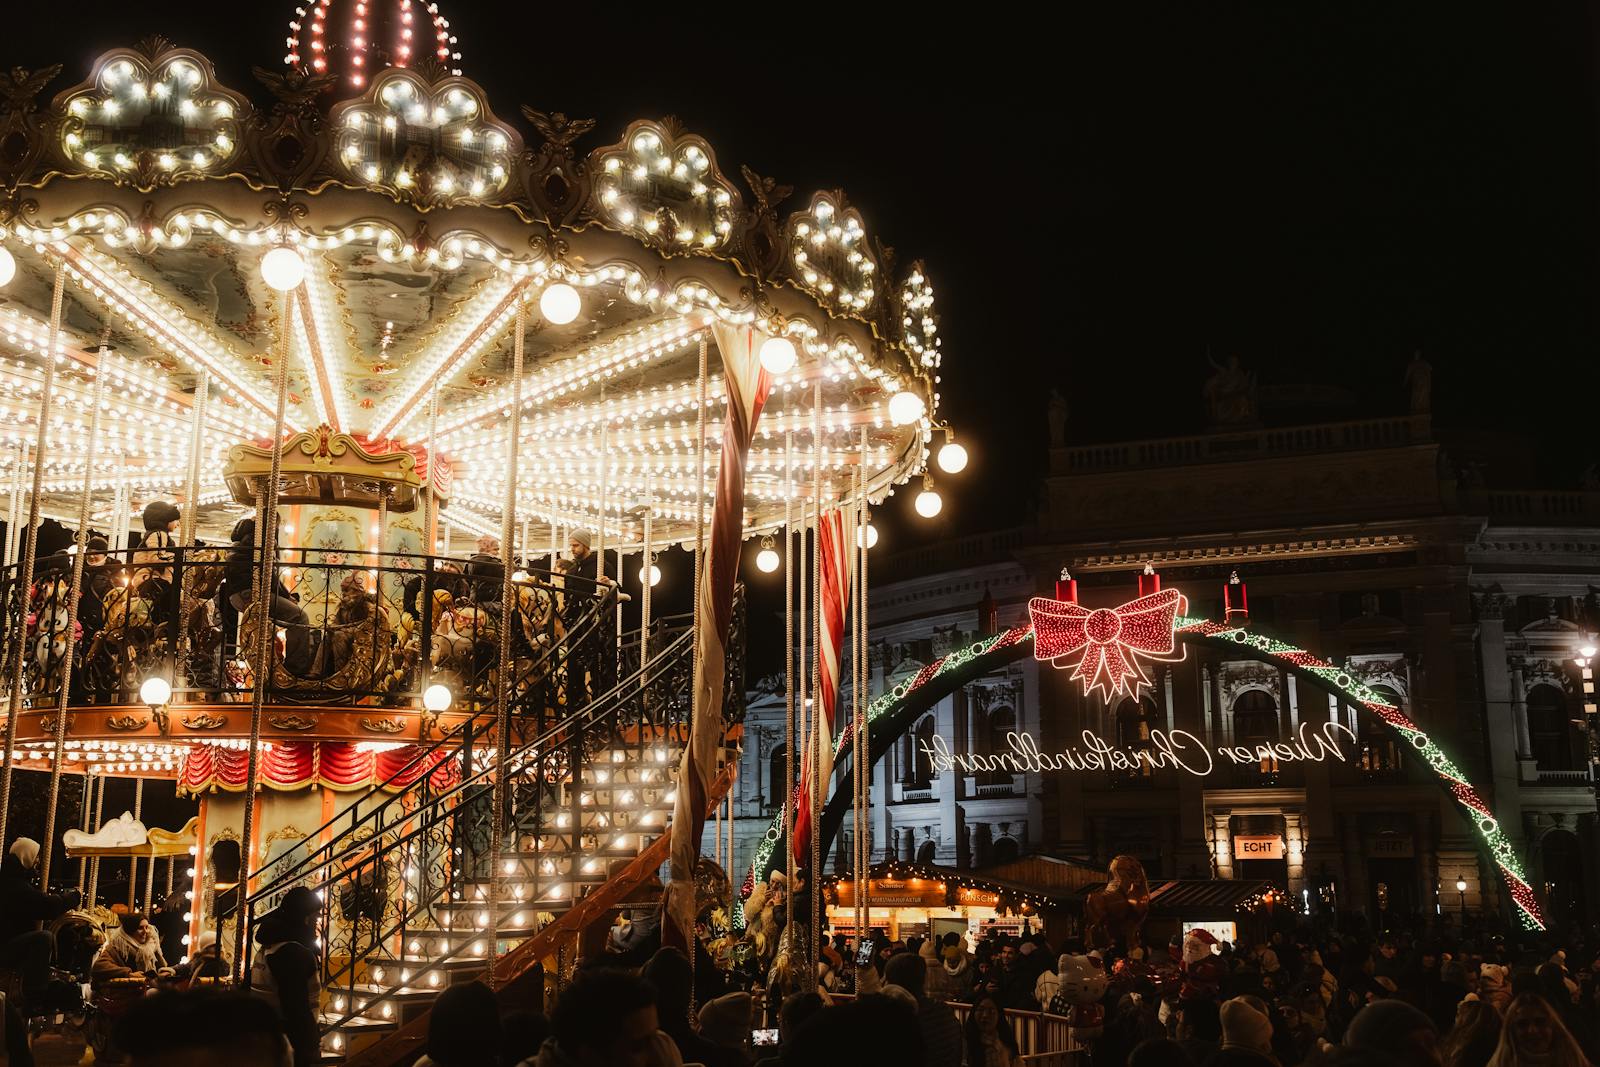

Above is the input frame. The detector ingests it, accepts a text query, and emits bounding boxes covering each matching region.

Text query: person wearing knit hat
[1344,999,1439,1066]
[697,990,753,1056]
[1219,996,1279,1064]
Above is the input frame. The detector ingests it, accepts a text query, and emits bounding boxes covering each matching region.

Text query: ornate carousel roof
[0,13,946,549]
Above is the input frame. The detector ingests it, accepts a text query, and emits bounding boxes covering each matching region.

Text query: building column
[1211,810,1234,880]
[874,756,893,862]
[900,827,916,863]
[1343,815,1368,917]
[1284,809,1307,898]
[1474,593,1522,840]
[1174,656,1212,876]
[1510,664,1533,764]
[937,694,961,865]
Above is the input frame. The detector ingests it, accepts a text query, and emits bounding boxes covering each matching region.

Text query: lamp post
[1456,878,1467,922]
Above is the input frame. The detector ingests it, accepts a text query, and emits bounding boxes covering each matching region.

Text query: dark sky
[2,2,1596,547]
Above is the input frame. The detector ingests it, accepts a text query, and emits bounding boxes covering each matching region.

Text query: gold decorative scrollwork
[181,712,228,730]
[359,717,405,735]
[269,714,318,731]
[37,714,73,734]
[105,714,148,731]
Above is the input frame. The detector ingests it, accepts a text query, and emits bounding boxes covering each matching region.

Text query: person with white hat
[0,837,81,1006]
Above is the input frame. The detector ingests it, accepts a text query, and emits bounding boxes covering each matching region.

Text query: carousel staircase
[240,596,747,1067]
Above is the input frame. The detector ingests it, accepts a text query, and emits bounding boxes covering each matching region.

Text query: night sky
[2,3,1597,675]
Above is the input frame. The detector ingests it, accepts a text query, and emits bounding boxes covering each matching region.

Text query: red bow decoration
[1028,588,1187,700]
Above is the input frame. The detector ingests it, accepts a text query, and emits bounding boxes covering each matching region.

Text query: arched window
[984,707,1017,785]
[908,715,937,791]
[1232,690,1281,775]
[916,840,937,864]
[767,743,788,809]
[1542,829,1586,929]
[992,836,1020,865]
[1528,684,1576,770]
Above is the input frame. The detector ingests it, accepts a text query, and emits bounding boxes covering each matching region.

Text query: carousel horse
[240,571,393,697]
[26,576,77,697]
[84,582,158,696]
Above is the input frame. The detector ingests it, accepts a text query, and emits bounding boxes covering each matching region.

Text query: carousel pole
[856,429,871,941]
[165,854,174,897]
[39,345,108,896]
[236,286,294,979]
[77,768,93,892]
[0,260,65,844]
[176,368,209,681]
[640,477,652,666]
[809,380,823,976]
[782,430,796,990]
[425,383,440,557]
[488,297,527,983]
[4,443,22,568]
[87,774,104,903]
[128,777,144,908]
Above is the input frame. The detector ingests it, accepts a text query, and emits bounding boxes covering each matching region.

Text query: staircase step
[327,984,439,1003]
[320,1012,400,1033]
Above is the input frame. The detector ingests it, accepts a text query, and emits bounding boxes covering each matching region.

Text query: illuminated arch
[742,618,1545,932]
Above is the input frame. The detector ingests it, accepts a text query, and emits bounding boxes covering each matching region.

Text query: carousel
[0,4,958,1061]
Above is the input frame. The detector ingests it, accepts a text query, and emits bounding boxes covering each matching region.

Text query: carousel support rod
[143,836,157,911]
[77,769,92,892]
[165,854,174,898]
[0,261,65,843]
[856,427,871,939]
[597,403,608,585]
[489,297,527,984]
[782,429,795,990]
[87,774,104,903]
[425,383,440,559]
[640,477,652,666]
[377,483,391,603]
[175,368,209,683]
[4,442,22,569]
[129,777,144,909]
[39,343,110,825]
[236,289,294,980]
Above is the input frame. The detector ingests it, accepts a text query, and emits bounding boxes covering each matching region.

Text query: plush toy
[1084,854,1151,953]
[1179,928,1223,1000]
[1048,953,1109,1045]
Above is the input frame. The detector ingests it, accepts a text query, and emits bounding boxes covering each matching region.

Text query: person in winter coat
[642,947,742,1067]
[132,501,180,585]
[92,911,171,983]
[0,837,80,1003]
[249,885,321,1067]
[414,982,502,1067]
[1486,993,1589,1067]
[1036,952,1067,1012]
[223,517,312,674]
[1478,963,1512,1016]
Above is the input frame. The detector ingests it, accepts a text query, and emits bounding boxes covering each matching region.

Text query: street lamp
[1455,878,1467,919]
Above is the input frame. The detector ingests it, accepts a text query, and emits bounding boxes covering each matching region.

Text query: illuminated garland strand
[742,617,1546,934]
[1176,618,1545,931]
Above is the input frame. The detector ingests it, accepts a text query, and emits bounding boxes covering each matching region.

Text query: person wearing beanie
[1344,998,1440,1067]
[696,991,753,1058]
[1217,996,1279,1065]
[0,837,81,1003]
[642,947,741,1067]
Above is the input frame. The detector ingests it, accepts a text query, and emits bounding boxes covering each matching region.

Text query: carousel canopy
[0,16,945,550]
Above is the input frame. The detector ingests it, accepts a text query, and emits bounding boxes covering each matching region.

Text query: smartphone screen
[752,1028,780,1047]
[856,941,874,965]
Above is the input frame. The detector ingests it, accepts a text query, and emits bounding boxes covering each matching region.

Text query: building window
[1527,684,1577,770]
[984,706,1017,785]
[909,715,937,791]
[1359,686,1404,774]
[1232,690,1280,775]
[992,836,1020,865]
[1115,697,1157,780]
[767,743,787,810]
[917,840,937,864]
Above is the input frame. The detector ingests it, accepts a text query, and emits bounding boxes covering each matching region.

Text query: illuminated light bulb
[0,247,15,289]
[857,522,879,549]
[759,335,797,375]
[914,477,943,519]
[638,558,661,587]
[140,675,172,707]
[261,246,306,292]
[539,283,581,325]
[423,683,452,713]
[755,537,779,574]
[888,390,926,427]
[937,438,968,474]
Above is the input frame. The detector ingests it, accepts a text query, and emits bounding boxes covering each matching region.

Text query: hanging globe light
[759,336,797,375]
[937,429,968,474]
[423,683,453,713]
[856,523,879,549]
[539,282,581,325]
[914,475,943,518]
[755,536,780,573]
[888,389,925,427]
[139,675,173,708]
[639,554,662,587]
[261,246,307,292]
[0,246,17,289]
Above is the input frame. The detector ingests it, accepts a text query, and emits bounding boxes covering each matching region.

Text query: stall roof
[827,861,1081,908]
[1073,879,1279,919]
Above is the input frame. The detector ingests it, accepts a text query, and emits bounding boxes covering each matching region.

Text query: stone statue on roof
[1203,354,1257,426]
[1404,350,1432,415]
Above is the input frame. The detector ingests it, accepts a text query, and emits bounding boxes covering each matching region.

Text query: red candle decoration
[1137,562,1160,598]
[1224,570,1249,623]
[1056,567,1078,604]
